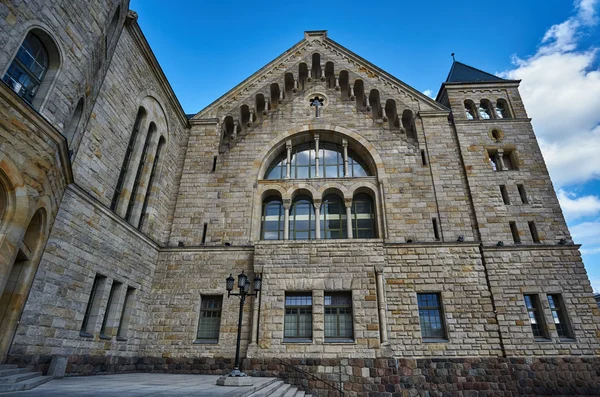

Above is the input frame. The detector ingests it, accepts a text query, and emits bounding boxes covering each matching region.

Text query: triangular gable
[192,31,447,119]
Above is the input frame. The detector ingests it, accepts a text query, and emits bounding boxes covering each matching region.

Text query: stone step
[0,371,42,384]
[0,364,18,370]
[0,375,52,392]
[0,367,30,377]
[248,380,285,397]
[269,382,291,397]
[282,387,299,397]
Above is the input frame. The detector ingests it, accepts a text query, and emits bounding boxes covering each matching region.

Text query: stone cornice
[418,111,450,118]
[453,118,533,125]
[384,241,481,249]
[160,245,255,253]
[189,118,219,126]
[442,81,521,90]
[0,82,73,185]
[482,244,582,251]
[126,19,189,128]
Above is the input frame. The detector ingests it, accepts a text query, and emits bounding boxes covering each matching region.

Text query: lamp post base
[216,372,253,386]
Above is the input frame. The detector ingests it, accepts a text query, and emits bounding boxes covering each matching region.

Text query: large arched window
[139,136,166,231]
[3,32,49,104]
[289,195,315,240]
[321,194,346,239]
[265,142,370,180]
[351,193,376,238]
[261,196,284,240]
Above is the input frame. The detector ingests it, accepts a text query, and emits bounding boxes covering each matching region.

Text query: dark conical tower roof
[445,61,505,83]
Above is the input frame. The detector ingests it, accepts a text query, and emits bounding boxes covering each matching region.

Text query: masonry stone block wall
[1,2,599,394]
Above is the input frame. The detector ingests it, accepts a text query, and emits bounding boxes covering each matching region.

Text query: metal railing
[272,358,344,396]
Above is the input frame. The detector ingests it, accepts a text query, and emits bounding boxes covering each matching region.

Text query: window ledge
[116,336,127,342]
[534,338,553,343]
[422,338,449,343]
[324,339,355,344]
[79,331,93,338]
[99,334,111,340]
[194,339,219,344]
[283,338,313,344]
[559,337,577,343]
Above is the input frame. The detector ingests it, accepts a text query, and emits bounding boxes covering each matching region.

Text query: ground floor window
[196,295,222,343]
[284,293,312,341]
[417,293,446,340]
[324,292,353,341]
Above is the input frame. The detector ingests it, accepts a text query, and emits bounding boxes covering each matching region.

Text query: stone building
[0,1,599,395]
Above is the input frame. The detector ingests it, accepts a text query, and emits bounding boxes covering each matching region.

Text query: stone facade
[0,2,599,395]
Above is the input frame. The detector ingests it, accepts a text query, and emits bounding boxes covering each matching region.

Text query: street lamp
[223,271,261,378]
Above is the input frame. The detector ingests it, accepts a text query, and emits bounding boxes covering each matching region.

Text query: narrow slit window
[420,149,427,166]
[500,185,510,205]
[211,155,218,172]
[81,274,107,336]
[529,221,540,243]
[518,184,528,204]
[432,218,440,241]
[510,222,520,244]
[117,287,136,339]
[547,294,573,340]
[524,294,548,340]
[201,223,208,244]
[100,281,122,337]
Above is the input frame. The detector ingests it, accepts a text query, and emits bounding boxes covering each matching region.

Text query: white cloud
[500,0,600,188]
[557,189,600,220]
[581,247,600,254]
[571,221,600,245]
[422,89,433,98]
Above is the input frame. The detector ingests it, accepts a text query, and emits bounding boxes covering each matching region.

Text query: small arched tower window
[325,62,335,89]
[354,79,365,110]
[464,100,477,120]
[220,116,235,152]
[299,63,308,90]
[402,110,417,140]
[240,105,251,129]
[339,71,349,99]
[311,53,321,80]
[3,30,60,107]
[368,89,383,120]
[261,196,284,240]
[270,83,280,110]
[63,97,84,145]
[385,99,400,130]
[495,99,511,119]
[284,72,294,97]
[255,94,266,121]
[478,99,494,120]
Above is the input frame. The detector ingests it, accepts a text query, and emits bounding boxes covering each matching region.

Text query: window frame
[321,194,347,239]
[289,195,315,240]
[195,295,223,344]
[284,293,313,342]
[261,196,285,240]
[524,294,549,341]
[324,292,354,342]
[547,294,574,340]
[351,193,376,238]
[417,292,447,342]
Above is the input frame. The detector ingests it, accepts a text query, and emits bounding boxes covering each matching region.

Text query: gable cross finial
[451,53,456,62]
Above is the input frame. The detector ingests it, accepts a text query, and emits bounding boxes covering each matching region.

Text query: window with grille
[324,292,353,341]
[417,293,446,340]
[524,294,548,340]
[547,294,573,340]
[196,295,222,343]
[284,293,312,340]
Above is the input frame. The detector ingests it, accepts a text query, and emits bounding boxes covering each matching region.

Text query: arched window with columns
[261,196,285,240]
[289,195,315,240]
[351,193,376,238]
[321,194,347,239]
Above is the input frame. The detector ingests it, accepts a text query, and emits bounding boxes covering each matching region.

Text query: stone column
[314,199,322,239]
[314,134,320,178]
[375,269,388,343]
[283,199,291,240]
[365,96,371,110]
[342,139,349,177]
[320,65,325,81]
[335,76,340,90]
[293,79,298,93]
[279,89,284,103]
[496,149,505,171]
[345,198,353,239]
[250,283,260,344]
[285,140,292,179]
[350,85,355,99]
[250,108,255,123]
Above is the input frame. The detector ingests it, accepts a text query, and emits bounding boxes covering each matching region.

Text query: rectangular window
[81,274,108,336]
[100,281,123,338]
[117,286,136,339]
[510,221,521,244]
[417,293,446,340]
[196,295,222,343]
[284,293,312,341]
[324,292,353,341]
[201,223,208,244]
[529,221,540,243]
[211,155,218,172]
[547,294,573,340]
[518,184,528,204]
[420,149,427,166]
[500,185,510,205]
[524,294,548,340]
[432,218,440,241]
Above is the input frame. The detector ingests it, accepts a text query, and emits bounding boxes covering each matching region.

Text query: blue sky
[130,0,600,289]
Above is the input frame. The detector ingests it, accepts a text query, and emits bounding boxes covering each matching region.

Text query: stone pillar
[345,198,353,239]
[250,289,260,344]
[376,269,388,343]
[285,140,292,179]
[314,134,320,178]
[283,199,291,240]
[335,76,340,90]
[250,108,255,123]
[342,139,349,177]
[279,89,284,102]
[365,96,371,110]
[264,98,270,114]
[350,85,355,99]
[314,200,322,239]
[320,65,325,81]
[293,79,298,93]
[496,149,505,171]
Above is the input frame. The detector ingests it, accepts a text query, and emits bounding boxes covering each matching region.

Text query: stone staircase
[0,364,52,392]
[245,379,312,397]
